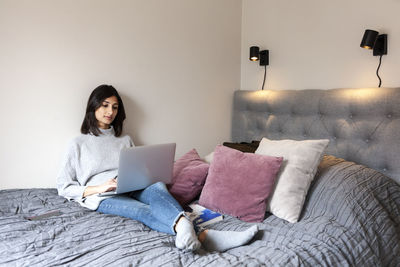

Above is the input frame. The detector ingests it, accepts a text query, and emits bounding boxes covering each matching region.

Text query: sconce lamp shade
[360,29,379,49]
[360,29,387,56]
[250,46,260,61]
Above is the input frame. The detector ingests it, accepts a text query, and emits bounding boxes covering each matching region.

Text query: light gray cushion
[255,137,329,223]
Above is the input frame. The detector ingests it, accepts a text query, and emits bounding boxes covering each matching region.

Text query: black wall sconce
[249,46,269,90]
[360,29,388,87]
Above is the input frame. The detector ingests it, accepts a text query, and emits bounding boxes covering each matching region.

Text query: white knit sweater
[57,127,134,210]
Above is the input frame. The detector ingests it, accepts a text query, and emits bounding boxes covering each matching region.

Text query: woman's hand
[83,178,117,197]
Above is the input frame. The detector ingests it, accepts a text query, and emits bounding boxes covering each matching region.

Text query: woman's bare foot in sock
[199,225,258,252]
[174,216,201,251]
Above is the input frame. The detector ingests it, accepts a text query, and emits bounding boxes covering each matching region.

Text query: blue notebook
[188,204,223,227]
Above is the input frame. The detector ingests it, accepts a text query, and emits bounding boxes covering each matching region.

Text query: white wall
[241,0,400,90]
[0,0,242,189]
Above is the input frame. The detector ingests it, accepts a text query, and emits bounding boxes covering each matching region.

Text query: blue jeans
[97,182,184,235]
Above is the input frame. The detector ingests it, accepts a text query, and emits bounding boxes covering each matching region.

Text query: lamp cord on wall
[376,55,382,87]
[262,65,267,90]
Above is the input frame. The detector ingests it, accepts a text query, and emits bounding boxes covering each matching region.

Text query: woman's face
[95,96,119,129]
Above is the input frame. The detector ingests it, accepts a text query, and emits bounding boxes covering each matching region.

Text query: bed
[1,87,400,266]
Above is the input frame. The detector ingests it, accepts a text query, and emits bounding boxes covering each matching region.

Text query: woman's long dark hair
[81,84,126,137]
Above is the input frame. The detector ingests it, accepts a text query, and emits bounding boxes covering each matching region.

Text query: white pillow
[202,152,214,164]
[255,137,329,223]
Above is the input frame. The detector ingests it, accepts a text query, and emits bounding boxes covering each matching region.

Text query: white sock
[202,225,259,252]
[175,217,201,251]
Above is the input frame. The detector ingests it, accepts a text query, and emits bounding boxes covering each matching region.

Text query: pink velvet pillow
[167,149,209,206]
[199,145,283,222]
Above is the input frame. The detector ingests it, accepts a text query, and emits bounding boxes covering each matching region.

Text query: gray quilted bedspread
[1,155,399,267]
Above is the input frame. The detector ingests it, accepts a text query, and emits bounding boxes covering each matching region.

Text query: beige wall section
[0,0,242,189]
[241,0,400,90]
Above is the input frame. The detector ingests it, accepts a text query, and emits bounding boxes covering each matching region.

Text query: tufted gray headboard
[232,87,400,184]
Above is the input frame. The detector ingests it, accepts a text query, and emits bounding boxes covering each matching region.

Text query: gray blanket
[1,155,399,266]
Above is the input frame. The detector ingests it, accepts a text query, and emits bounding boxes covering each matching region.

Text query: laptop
[98,143,176,196]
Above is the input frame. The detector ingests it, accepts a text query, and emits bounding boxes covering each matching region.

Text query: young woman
[57,84,258,252]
